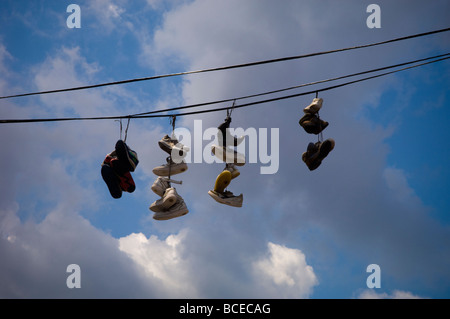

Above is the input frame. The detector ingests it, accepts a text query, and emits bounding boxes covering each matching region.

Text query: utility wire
[0,27,449,100]
[133,55,450,119]
[1,53,448,124]
[129,52,450,118]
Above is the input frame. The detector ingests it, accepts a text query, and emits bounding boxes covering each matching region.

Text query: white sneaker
[151,177,182,196]
[153,195,189,220]
[158,134,190,159]
[211,144,246,166]
[208,190,243,207]
[303,98,323,114]
[149,187,178,212]
[152,157,188,176]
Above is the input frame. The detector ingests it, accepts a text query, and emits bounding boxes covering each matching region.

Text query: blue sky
[0,0,450,299]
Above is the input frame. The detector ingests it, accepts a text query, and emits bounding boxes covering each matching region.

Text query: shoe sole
[208,190,243,207]
[153,208,189,221]
[101,165,122,199]
[152,163,188,176]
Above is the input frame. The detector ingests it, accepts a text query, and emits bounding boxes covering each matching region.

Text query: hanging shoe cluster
[150,131,189,221]
[208,110,245,207]
[299,96,335,171]
[101,139,139,199]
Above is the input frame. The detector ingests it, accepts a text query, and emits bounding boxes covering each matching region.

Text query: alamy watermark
[366,4,381,29]
[66,264,81,289]
[170,120,279,175]
[66,4,81,29]
[366,264,381,289]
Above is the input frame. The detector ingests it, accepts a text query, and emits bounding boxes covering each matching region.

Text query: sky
[0,0,449,299]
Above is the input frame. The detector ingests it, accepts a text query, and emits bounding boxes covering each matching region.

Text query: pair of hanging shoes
[101,140,139,199]
[302,139,335,171]
[208,164,243,207]
[150,178,189,220]
[299,97,335,170]
[299,98,329,135]
[208,117,245,207]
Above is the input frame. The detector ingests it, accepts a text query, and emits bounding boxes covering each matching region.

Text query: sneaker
[152,157,188,176]
[102,152,113,164]
[158,135,190,162]
[299,113,329,135]
[115,140,139,173]
[208,189,243,207]
[149,187,178,212]
[217,117,245,147]
[211,144,246,166]
[302,139,335,171]
[303,98,323,114]
[101,164,122,199]
[117,171,136,193]
[152,195,189,221]
[151,176,182,196]
[318,138,335,161]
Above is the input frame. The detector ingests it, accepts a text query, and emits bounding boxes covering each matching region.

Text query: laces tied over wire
[170,115,177,139]
[226,99,236,119]
[315,92,324,143]
[116,117,132,142]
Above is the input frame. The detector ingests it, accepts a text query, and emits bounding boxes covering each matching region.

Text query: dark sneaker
[101,164,122,199]
[301,139,335,171]
[115,140,139,173]
[117,171,136,193]
[299,113,329,135]
[318,138,335,161]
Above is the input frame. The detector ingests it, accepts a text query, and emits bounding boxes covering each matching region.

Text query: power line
[134,55,450,119]
[0,27,449,100]
[1,53,448,124]
[129,52,450,118]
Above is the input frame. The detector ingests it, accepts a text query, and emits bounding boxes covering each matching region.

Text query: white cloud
[0,208,158,298]
[119,233,319,298]
[358,289,423,299]
[118,230,198,297]
[85,0,126,32]
[252,242,318,298]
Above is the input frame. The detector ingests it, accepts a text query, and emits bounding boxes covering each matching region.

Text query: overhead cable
[129,52,450,118]
[0,27,449,100]
[1,53,448,124]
